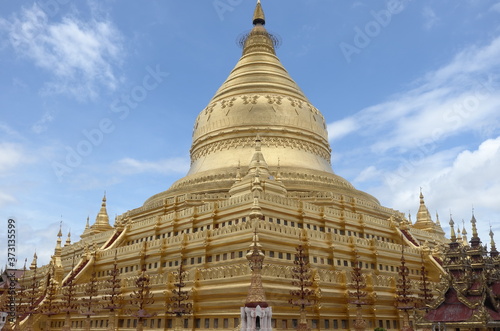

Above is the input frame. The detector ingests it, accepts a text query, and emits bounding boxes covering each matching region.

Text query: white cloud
[115,157,190,175]
[422,6,439,30]
[0,4,123,101]
[32,111,55,133]
[328,117,358,141]
[328,35,500,153]
[0,191,17,207]
[353,165,381,183]
[330,34,500,242]
[359,137,500,242]
[0,142,28,173]
[0,141,34,208]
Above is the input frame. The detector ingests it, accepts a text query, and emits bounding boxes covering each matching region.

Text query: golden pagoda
[12,2,454,330]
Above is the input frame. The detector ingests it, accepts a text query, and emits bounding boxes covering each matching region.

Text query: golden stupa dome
[145,1,378,206]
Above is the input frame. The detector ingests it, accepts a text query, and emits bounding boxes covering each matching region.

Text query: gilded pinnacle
[57,221,63,238]
[490,226,497,251]
[93,193,112,232]
[471,212,478,239]
[245,226,268,307]
[253,0,265,25]
[449,217,456,242]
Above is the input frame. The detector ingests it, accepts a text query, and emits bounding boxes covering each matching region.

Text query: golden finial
[240,0,278,56]
[94,192,112,230]
[449,215,456,242]
[65,230,71,246]
[30,252,38,270]
[57,220,63,238]
[490,225,497,251]
[470,209,478,239]
[461,219,467,239]
[253,0,265,25]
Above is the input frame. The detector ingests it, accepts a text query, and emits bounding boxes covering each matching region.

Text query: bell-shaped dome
[188,2,332,178]
[144,1,378,206]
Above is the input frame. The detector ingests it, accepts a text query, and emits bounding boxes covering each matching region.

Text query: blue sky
[1,0,500,267]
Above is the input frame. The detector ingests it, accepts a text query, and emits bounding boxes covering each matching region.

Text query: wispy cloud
[422,6,439,30]
[0,141,33,207]
[330,34,500,233]
[327,117,358,141]
[329,35,500,153]
[32,111,55,134]
[115,157,190,175]
[0,142,29,173]
[0,3,124,101]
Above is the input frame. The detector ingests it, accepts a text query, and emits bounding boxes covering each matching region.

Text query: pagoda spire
[253,0,265,25]
[469,210,481,247]
[240,223,272,331]
[96,193,109,224]
[471,211,478,238]
[92,193,113,233]
[461,220,468,245]
[53,222,64,281]
[229,135,286,198]
[245,225,267,307]
[490,226,498,257]
[414,190,443,236]
[249,172,264,220]
[242,0,276,55]
[65,230,71,246]
[449,216,456,242]
[55,221,63,252]
[247,135,270,177]
[30,252,38,271]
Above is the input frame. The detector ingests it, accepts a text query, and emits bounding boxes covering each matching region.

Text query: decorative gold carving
[203,102,217,122]
[241,95,260,105]
[265,94,283,105]
[221,97,236,109]
[288,97,303,108]
[191,136,331,162]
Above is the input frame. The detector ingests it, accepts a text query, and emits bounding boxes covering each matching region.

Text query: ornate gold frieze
[190,135,331,163]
